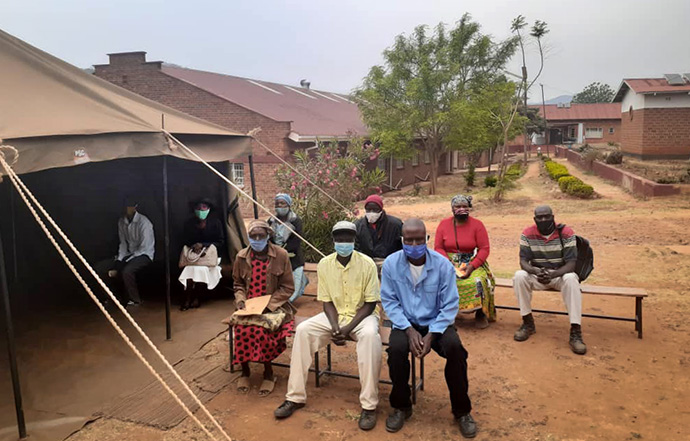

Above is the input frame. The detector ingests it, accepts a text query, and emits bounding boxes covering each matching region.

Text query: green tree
[354,14,517,194]
[572,82,615,103]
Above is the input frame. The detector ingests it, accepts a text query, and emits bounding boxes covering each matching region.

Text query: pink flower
[332,163,337,168]
[375,186,382,194]
[354,209,360,216]
[329,181,336,187]
[326,169,331,175]
[290,172,296,177]
[290,185,296,190]
[318,170,322,175]
[322,211,329,219]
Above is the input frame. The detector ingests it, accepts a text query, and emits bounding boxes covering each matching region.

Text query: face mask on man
[195,209,210,220]
[402,243,427,260]
[536,220,555,235]
[249,237,269,252]
[334,242,355,257]
[275,207,289,217]
[365,211,382,224]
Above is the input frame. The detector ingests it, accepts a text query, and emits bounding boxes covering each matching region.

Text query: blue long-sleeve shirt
[380,248,459,334]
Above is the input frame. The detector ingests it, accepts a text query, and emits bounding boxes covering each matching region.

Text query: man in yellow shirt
[275,221,382,430]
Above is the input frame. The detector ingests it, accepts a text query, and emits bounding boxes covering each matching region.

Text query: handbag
[227,309,287,332]
[178,244,218,268]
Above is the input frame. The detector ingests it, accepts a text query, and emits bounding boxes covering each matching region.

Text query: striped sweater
[519,224,577,269]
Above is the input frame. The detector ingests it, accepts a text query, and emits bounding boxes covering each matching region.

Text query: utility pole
[540,83,549,157]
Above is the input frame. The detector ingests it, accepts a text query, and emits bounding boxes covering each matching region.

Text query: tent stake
[0,226,27,439]
[248,155,258,219]
[163,156,172,340]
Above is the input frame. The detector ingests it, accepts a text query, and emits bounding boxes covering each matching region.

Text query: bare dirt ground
[67,160,690,441]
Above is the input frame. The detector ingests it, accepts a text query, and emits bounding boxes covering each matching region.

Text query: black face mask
[454,213,469,222]
[536,220,555,235]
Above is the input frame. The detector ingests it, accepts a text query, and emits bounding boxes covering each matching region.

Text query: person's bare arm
[323,302,346,346]
[339,302,377,339]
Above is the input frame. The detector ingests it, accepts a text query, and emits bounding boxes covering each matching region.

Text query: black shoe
[358,409,377,431]
[514,314,536,342]
[385,408,412,433]
[458,413,477,438]
[569,326,587,355]
[274,401,305,419]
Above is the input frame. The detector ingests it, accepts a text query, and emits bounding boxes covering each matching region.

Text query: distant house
[537,103,621,145]
[93,52,454,203]
[612,76,690,159]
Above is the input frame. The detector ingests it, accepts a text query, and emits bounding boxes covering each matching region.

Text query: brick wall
[621,109,644,156]
[622,108,690,159]
[583,120,621,144]
[94,55,291,212]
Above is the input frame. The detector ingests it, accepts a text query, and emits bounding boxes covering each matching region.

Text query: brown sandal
[237,376,250,393]
[258,377,277,397]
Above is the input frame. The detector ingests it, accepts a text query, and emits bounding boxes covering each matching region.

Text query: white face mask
[365,211,382,224]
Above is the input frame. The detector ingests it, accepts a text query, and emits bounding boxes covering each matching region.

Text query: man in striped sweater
[513,205,586,355]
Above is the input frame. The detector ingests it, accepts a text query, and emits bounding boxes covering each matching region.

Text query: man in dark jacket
[355,194,403,260]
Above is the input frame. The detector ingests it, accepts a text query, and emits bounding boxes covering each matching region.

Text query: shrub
[607,141,617,147]
[276,137,386,262]
[566,181,595,198]
[544,161,570,180]
[541,155,551,162]
[582,148,602,165]
[605,150,623,165]
[577,143,591,153]
[656,176,679,184]
[558,176,580,192]
[464,163,476,186]
[484,175,498,187]
[505,163,523,180]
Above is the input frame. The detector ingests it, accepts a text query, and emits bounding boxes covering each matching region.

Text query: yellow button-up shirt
[317,251,380,323]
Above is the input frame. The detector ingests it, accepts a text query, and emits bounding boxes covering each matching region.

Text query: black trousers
[95,256,151,303]
[387,324,472,418]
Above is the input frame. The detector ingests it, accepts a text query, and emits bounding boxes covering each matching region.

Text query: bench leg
[327,344,332,371]
[420,357,424,391]
[635,297,643,339]
[410,352,416,405]
[228,325,235,374]
[314,350,320,387]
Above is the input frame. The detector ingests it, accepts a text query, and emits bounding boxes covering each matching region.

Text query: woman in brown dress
[232,220,295,396]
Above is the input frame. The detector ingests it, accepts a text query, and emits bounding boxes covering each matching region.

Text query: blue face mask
[334,242,355,257]
[403,243,427,260]
[275,207,290,217]
[249,237,268,252]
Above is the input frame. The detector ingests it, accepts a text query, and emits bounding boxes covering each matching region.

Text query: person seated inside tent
[96,197,155,307]
[268,193,309,303]
[232,220,295,396]
[354,194,403,266]
[178,198,225,310]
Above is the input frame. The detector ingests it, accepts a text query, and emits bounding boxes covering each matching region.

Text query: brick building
[94,52,463,206]
[536,103,621,145]
[612,76,690,159]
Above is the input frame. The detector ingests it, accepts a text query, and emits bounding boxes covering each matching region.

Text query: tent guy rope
[0,148,232,441]
[163,130,328,259]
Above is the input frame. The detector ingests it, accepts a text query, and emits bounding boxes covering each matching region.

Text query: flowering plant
[276,137,386,262]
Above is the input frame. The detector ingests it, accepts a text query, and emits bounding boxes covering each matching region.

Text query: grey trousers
[95,256,151,303]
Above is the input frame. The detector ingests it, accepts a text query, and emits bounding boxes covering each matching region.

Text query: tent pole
[9,183,18,281]
[247,155,258,219]
[0,227,28,439]
[163,157,172,340]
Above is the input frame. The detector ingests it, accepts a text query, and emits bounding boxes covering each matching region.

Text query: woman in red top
[434,195,496,328]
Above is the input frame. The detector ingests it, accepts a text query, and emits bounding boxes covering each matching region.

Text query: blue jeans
[289,266,309,302]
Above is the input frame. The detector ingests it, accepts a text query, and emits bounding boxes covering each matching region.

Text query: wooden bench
[493,277,648,339]
[222,315,425,403]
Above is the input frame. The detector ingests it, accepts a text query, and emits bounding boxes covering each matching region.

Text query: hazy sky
[2,0,689,100]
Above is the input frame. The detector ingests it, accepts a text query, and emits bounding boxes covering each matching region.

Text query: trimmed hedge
[557,175,594,198]
[544,161,570,180]
[484,175,498,187]
[505,163,523,180]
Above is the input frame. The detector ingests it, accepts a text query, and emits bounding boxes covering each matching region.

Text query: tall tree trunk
[429,147,438,195]
[493,130,511,202]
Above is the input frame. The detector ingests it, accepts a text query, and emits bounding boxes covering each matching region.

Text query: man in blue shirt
[381,218,476,438]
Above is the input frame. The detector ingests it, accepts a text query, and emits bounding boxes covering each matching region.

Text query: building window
[569,127,576,139]
[396,158,404,169]
[609,127,615,134]
[377,157,387,171]
[423,150,431,164]
[411,153,420,167]
[231,163,244,187]
[585,127,603,139]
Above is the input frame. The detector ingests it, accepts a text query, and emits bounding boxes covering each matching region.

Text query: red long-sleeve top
[434,216,490,269]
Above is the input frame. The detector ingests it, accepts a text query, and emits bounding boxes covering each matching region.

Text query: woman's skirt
[452,260,496,321]
[234,320,294,363]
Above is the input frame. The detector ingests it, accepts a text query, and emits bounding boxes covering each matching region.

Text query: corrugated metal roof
[162,66,367,138]
[625,78,690,94]
[533,103,621,121]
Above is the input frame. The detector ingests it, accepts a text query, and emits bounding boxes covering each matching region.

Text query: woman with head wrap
[267,193,309,302]
[179,198,225,310]
[434,195,496,328]
[231,219,296,396]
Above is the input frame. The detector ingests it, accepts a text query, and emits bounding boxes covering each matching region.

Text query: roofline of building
[288,132,368,143]
[158,70,293,126]
[106,51,147,56]
[612,78,690,102]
